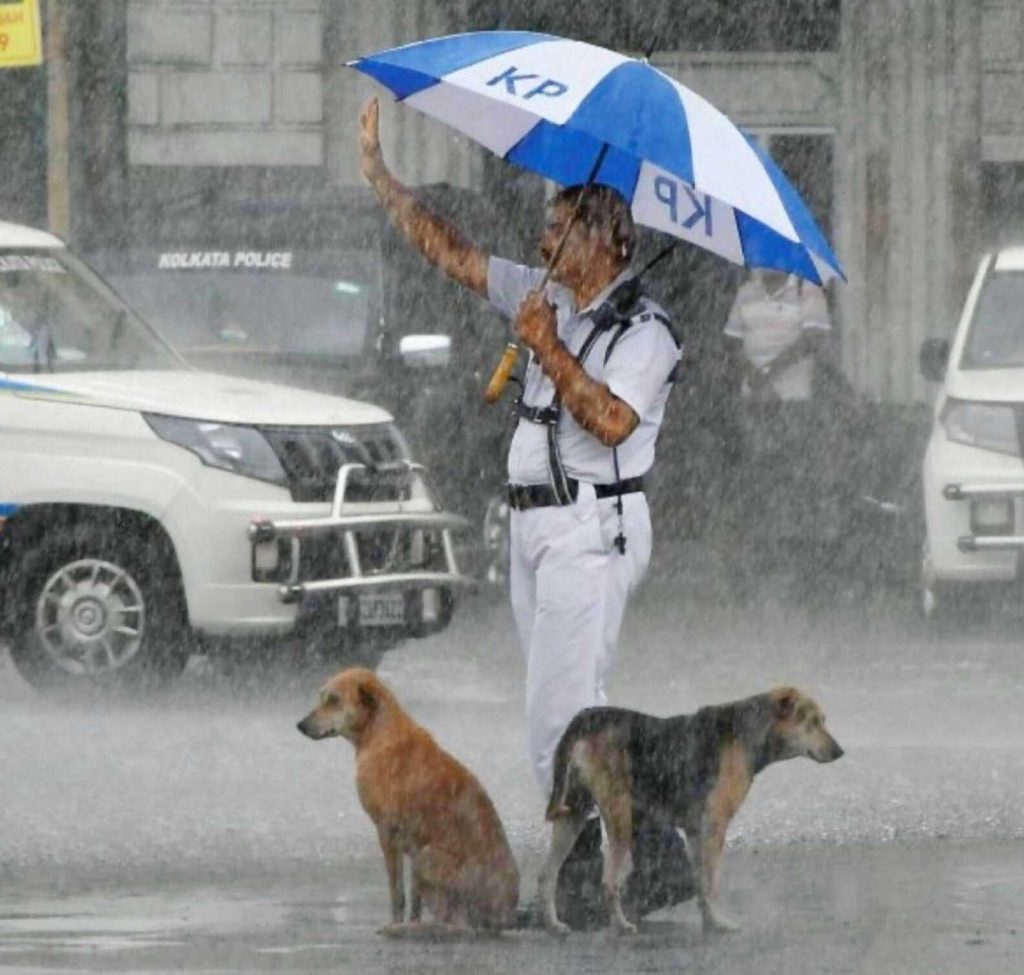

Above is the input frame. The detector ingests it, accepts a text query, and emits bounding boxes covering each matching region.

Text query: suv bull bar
[943,481,1024,552]
[248,462,474,604]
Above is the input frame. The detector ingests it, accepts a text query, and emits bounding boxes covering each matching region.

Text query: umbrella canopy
[350,31,843,286]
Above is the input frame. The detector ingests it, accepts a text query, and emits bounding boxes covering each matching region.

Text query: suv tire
[7,523,191,693]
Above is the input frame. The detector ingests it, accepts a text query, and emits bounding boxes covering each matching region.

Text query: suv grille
[298,527,449,580]
[259,424,407,503]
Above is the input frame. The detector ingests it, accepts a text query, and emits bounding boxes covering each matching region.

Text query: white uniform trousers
[509,481,653,795]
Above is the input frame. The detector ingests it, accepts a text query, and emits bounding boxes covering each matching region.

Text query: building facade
[4,0,1024,402]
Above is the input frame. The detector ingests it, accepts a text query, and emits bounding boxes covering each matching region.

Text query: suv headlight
[144,413,288,486]
[941,399,1021,457]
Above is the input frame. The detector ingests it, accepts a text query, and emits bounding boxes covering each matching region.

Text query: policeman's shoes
[552,815,606,930]
[516,813,696,931]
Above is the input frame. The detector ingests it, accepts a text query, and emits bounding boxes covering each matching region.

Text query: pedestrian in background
[723,268,837,599]
[724,268,831,403]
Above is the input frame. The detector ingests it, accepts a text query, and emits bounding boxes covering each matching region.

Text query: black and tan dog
[538,686,843,935]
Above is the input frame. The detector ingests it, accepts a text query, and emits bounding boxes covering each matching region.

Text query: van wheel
[7,525,191,693]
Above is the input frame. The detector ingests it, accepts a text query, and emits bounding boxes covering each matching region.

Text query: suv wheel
[920,542,998,633]
[7,524,191,692]
[919,542,941,622]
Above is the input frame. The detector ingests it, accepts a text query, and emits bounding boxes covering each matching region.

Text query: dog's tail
[545,716,586,821]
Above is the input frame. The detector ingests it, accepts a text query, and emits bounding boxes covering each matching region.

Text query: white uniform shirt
[488,256,681,486]
[724,272,830,401]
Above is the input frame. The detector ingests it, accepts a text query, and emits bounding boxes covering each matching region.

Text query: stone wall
[124,0,477,188]
[126,0,325,167]
[322,0,478,190]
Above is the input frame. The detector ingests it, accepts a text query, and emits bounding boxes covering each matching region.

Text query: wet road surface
[2,578,1023,973]
[1,842,1021,975]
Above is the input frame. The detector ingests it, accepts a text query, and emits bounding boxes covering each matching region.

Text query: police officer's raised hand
[360,97,387,185]
[516,289,559,358]
[357,96,488,296]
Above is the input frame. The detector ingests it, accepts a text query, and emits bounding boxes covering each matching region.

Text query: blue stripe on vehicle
[505,122,641,200]
[735,211,824,285]
[567,61,694,187]
[0,376,61,394]
[743,134,844,280]
[0,503,19,517]
[350,31,554,101]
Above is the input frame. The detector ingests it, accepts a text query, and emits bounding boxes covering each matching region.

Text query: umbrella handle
[481,202,569,403]
[484,343,520,404]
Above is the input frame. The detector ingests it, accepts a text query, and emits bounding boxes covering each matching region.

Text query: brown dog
[538,686,843,935]
[297,668,519,934]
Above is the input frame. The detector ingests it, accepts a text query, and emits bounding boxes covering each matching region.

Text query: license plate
[340,591,407,627]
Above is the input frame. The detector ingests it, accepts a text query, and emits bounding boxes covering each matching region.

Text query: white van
[920,247,1024,619]
[0,221,471,690]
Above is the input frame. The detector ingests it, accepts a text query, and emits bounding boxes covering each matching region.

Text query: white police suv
[0,221,470,691]
[920,246,1024,620]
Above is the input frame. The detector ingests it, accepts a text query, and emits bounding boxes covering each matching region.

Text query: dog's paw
[544,917,571,937]
[541,905,571,937]
[701,910,741,935]
[377,922,410,938]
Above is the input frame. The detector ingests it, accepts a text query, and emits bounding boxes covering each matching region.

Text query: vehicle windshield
[109,251,374,360]
[0,249,183,373]
[962,269,1024,369]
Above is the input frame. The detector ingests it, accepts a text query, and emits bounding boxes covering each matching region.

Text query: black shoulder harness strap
[542,316,607,504]
[597,279,681,382]
[514,275,681,510]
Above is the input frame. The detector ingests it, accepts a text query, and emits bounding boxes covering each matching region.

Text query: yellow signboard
[0,0,42,69]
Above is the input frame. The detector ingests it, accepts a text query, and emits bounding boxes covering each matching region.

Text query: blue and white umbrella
[350,31,843,285]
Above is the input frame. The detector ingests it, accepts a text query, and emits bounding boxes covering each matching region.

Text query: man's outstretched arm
[360,97,489,297]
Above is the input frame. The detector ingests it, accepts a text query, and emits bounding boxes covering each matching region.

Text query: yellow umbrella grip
[484,342,520,404]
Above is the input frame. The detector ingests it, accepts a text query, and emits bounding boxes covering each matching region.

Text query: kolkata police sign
[157,251,294,271]
[0,0,42,70]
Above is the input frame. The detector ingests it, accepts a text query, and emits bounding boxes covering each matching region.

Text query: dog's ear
[357,681,378,713]
[773,687,800,720]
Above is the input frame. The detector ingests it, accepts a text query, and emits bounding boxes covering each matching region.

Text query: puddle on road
[0,883,374,958]
[954,863,1024,928]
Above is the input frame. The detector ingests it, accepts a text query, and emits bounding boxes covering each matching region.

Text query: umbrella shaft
[538,143,610,289]
[485,143,608,404]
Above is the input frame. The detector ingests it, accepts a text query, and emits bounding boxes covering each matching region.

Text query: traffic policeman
[490,230,679,791]
[359,97,688,924]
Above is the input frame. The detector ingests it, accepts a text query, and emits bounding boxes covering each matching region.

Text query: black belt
[507,476,644,511]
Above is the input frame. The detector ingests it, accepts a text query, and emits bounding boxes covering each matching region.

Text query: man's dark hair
[551,184,635,261]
